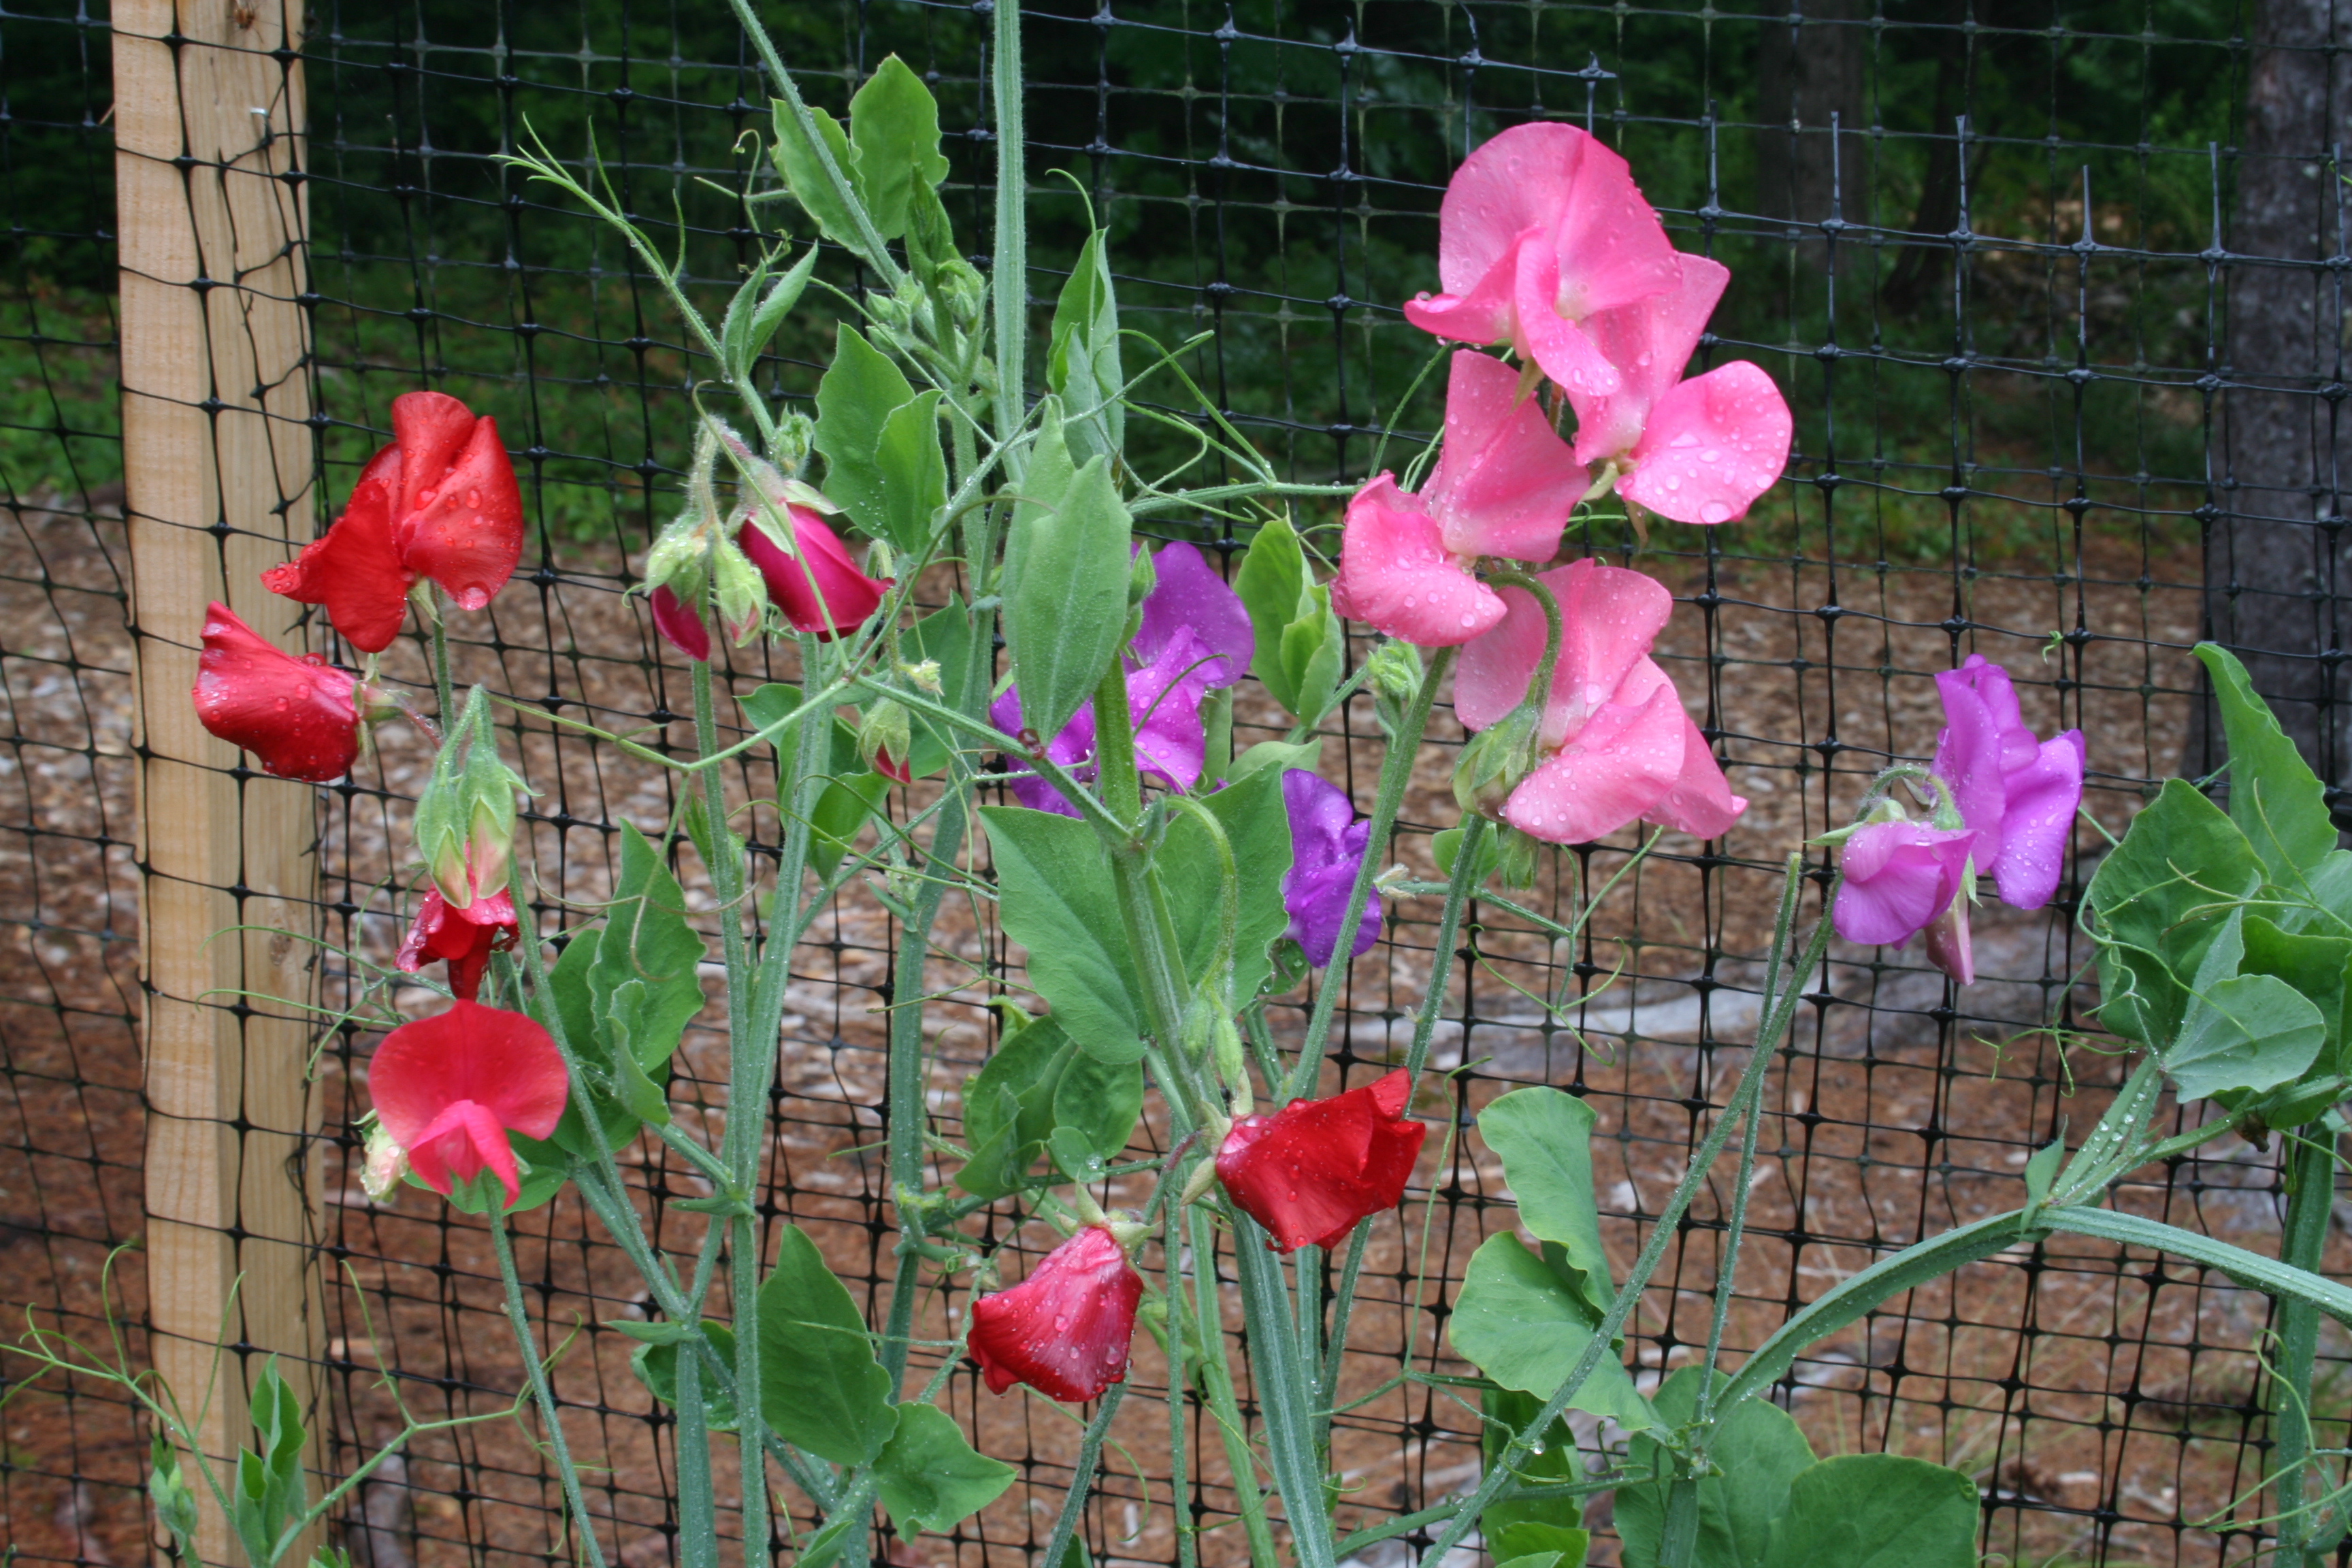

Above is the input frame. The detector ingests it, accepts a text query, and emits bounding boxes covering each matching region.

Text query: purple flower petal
[1135,542,1254,689]
[1833,821,1976,947]
[1279,770,1381,966]
[1931,667,2012,858]
[1986,730,2084,910]
[1128,630,1213,792]
[991,686,1098,817]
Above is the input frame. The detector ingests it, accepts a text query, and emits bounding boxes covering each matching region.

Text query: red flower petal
[1216,1070,1426,1252]
[395,889,521,1002]
[388,391,480,520]
[261,477,413,653]
[740,506,891,639]
[369,1001,568,1200]
[966,1226,1142,1402]
[396,414,525,611]
[650,585,712,661]
[191,602,361,783]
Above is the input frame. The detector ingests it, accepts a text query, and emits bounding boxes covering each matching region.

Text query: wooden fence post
[115,3,322,1561]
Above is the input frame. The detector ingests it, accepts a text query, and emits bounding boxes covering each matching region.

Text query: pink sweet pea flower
[192,602,363,783]
[649,584,712,662]
[1932,655,2086,911]
[367,1000,568,1208]
[1452,559,1746,844]
[1403,122,1682,397]
[1331,351,1586,647]
[738,502,892,640]
[1565,255,1793,527]
[966,1225,1143,1403]
[1831,820,1977,949]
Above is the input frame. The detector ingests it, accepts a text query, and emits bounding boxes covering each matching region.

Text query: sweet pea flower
[1452,559,1746,845]
[1331,351,1588,647]
[1564,253,1793,527]
[995,542,1254,814]
[264,391,523,653]
[1216,1070,1426,1252]
[966,1224,1143,1402]
[1933,655,2086,912]
[738,500,892,640]
[1402,122,1682,397]
[367,1000,568,1209]
[1281,769,1380,967]
[649,585,713,661]
[1831,819,1978,950]
[395,887,521,1002]
[192,602,363,783]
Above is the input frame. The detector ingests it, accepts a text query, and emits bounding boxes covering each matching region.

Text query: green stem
[1039,1380,1128,1568]
[2274,1124,2340,1567]
[1418,863,1834,1568]
[1286,644,1457,1100]
[1186,1206,1282,1568]
[1232,1220,1337,1568]
[1164,1202,1198,1568]
[428,598,456,725]
[991,0,1027,451]
[673,1339,717,1568]
[489,1208,612,1568]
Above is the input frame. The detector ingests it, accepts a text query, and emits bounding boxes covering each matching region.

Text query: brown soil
[1,483,2312,1568]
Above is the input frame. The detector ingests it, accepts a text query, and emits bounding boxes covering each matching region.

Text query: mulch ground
[0,480,2315,1568]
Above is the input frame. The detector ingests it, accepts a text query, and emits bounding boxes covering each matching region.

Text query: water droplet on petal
[1701,500,1731,523]
[1669,431,1700,448]
[1701,448,1722,463]
[416,487,438,504]
[465,488,481,508]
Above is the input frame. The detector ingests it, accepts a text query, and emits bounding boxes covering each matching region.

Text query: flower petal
[1330,475,1506,647]
[1569,253,1729,468]
[1280,768,1358,868]
[1539,129,1683,320]
[370,1000,569,1152]
[1618,361,1793,526]
[1550,561,1678,732]
[192,602,361,783]
[261,477,414,654]
[1931,665,2012,858]
[1402,230,1533,346]
[402,1098,523,1206]
[1503,683,1686,845]
[1135,542,1254,687]
[397,414,525,611]
[743,504,892,638]
[650,585,712,662]
[966,1226,1143,1402]
[1453,581,1552,734]
[1423,351,1587,562]
[387,391,483,521]
[1128,632,1213,793]
[1514,240,1623,398]
[1831,821,1975,947]
[1987,730,2085,911]
[1216,1070,1425,1252]
[1647,708,1748,840]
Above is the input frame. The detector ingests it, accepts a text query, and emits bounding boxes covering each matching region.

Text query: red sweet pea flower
[738,502,892,640]
[394,887,520,1002]
[966,1226,1143,1403]
[193,602,361,783]
[264,391,524,653]
[367,1000,568,1208]
[1215,1070,1426,1253]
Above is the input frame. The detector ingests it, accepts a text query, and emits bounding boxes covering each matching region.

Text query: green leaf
[2196,642,2339,885]
[808,771,892,881]
[958,1017,1079,1198]
[1433,825,1507,883]
[2022,1139,2064,1207]
[1491,1526,1590,1568]
[2169,970,2327,1100]
[869,389,948,555]
[718,251,773,384]
[1160,763,1294,1003]
[981,806,1143,1060]
[1000,453,1132,742]
[2087,778,2263,1047]
[902,598,982,778]
[796,1514,862,1568]
[770,99,864,248]
[231,1358,307,1567]
[1234,516,1310,700]
[737,244,821,380]
[1478,1088,1617,1318]
[813,325,920,542]
[1447,1233,1653,1431]
[631,1322,740,1431]
[757,1224,900,1467]
[1481,1387,1586,1549]
[1616,1367,1815,1568]
[1052,1050,1143,1163]
[847,56,949,240]
[1757,1454,1978,1568]
[1279,595,1343,723]
[740,683,861,766]
[1047,1124,1109,1184]
[1047,229,1125,466]
[2242,913,2352,1060]
[1226,739,1321,783]
[872,1402,1016,1540]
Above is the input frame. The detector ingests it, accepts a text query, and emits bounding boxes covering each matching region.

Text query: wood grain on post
[115,3,321,1559]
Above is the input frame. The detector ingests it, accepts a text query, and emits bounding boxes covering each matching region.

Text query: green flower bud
[774,412,819,476]
[860,698,913,783]
[940,259,987,333]
[1493,826,1541,890]
[148,1435,198,1558]
[361,1119,408,1203]
[1367,638,1424,738]
[413,686,529,909]
[1452,706,1541,821]
[710,536,769,645]
[1128,546,1158,608]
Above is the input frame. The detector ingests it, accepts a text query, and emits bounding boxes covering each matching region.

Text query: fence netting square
[4,0,2348,1565]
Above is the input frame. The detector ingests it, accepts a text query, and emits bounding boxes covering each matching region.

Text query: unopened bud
[941,259,986,333]
[1177,1158,1221,1209]
[1367,639,1424,737]
[860,699,913,784]
[1211,1013,1249,1105]
[361,1120,408,1203]
[1128,547,1158,608]
[414,686,528,909]
[1452,707,1541,821]
[774,412,818,476]
[1493,828,1540,890]
[900,657,943,696]
[710,537,769,645]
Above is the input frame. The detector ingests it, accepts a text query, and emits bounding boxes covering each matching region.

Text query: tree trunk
[2209,0,2352,798]
[1754,0,1867,256]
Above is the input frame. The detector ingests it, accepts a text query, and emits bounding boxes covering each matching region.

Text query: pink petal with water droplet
[1647,708,1748,839]
[1422,351,1586,561]
[1513,241,1623,397]
[1569,254,1729,468]
[1618,361,1792,525]
[1330,475,1505,647]
[1503,682,1687,845]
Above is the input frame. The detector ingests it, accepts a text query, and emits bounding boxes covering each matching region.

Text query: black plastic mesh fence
[8,0,2352,1565]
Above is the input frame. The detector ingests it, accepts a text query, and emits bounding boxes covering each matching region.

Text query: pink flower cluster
[1333,122,1791,845]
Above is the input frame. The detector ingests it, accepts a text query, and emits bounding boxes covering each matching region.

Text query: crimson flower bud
[966,1226,1143,1403]
[1923,890,1976,986]
[1215,1070,1425,1253]
[738,500,892,640]
[360,1120,409,1203]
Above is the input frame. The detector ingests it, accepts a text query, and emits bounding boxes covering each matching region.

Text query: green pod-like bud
[1128,545,1158,608]
[1493,826,1541,891]
[1366,638,1424,738]
[710,536,769,645]
[413,685,529,908]
[859,698,913,782]
[1452,706,1541,822]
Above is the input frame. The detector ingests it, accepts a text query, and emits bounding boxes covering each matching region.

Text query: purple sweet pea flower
[996,544,1252,815]
[1831,820,1976,949]
[1932,655,2086,911]
[1281,769,1382,967]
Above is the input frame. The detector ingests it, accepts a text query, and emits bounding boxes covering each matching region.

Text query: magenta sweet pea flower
[1932,655,2086,911]
[1280,769,1380,967]
[995,542,1252,815]
[1401,122,1682,397]
[1564,254,1793,527]
[1331,351,1586,647]
[1831,820,1978,949]
[1452,559,1746,845]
